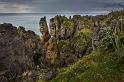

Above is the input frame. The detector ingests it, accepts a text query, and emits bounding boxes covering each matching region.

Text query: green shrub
[99,27,114,51]
[64,18,74,28]
[73,28,92,51]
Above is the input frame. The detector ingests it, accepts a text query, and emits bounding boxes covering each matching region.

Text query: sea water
[0,13,75,35]
[0,13,103,35]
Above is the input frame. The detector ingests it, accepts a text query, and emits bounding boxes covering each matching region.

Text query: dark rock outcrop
[42,71,57,81]
[0,23,41,82]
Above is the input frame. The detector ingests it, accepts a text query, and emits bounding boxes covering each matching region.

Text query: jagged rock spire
[39,16,51,44]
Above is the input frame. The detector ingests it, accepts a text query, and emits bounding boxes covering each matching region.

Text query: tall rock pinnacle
[39,17,57,64]
[39,16,51,45]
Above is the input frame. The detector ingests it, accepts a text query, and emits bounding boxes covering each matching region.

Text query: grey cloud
[0,2,33,13]
[0,0,123,13]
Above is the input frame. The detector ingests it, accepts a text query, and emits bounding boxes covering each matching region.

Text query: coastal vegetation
[37,10,124,82]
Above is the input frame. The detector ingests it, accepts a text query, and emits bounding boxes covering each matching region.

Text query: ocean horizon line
[0,12,110,15]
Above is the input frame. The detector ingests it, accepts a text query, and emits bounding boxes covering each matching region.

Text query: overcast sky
[0,0,123,13]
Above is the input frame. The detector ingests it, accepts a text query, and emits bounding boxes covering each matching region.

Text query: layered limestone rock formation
[39,17,51,45]
[39,14,117,68]
[39,15,95,66]
[49,15,85,39]
[39,17,57,65]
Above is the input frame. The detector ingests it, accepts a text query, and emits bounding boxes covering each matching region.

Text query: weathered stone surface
[49,16,75,39]
[39,16,51,45]
[50,18,56,37]
[39,15,95,66]
[0,76,8,82]
[0,23,41,82]
[42,71,57,81]
[40,17,57,65]
[46,37,57,64]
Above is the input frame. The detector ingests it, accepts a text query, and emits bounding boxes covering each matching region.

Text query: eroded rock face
[49,16,75,39]
[42,70,57,81]
[50,18,56,37]
[39,14,112,69]
[0,76,8,82]
[39,16,51,45]
[39,15,93,67]
[40,17,57,65]
[46,37,57,64]
[0,23,41,82]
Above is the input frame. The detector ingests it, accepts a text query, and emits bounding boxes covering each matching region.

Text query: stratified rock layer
[39,15,97,66]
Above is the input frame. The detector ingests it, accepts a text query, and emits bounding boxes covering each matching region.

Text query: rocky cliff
[39,10,124,71]
[37,10,124,82]
[0,23,41,82]
[39,15,97,67]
